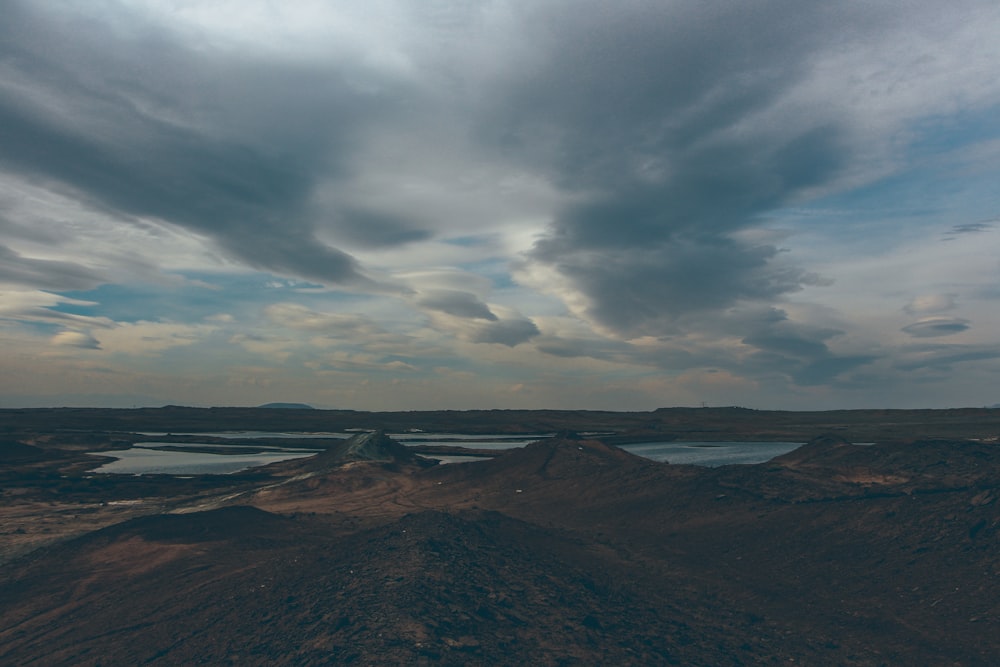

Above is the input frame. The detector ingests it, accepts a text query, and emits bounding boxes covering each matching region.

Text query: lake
[619,441,803,466]
[89,442,322,475]
[89,434,804,475]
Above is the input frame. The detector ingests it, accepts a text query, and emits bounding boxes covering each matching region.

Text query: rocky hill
[1,433,999,665]
[276,430,434,475]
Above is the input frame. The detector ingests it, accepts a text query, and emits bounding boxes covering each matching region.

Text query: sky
[1,0,999,411]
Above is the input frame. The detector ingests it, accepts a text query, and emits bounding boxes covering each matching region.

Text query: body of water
[391,433,549,450]
[620,441,803,466]
[135,431,357,439]
[133,431,546,448]
[90,435,804,475]
[90,442,321,475]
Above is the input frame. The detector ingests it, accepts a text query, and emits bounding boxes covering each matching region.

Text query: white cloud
[96,321,218,355]
[904,294,958,315]
[2,1,1000,408]
[50,330,101,349]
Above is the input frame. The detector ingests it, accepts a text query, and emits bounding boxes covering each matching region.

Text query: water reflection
[91,443,319,475]
[620,441,802,466]
[91,435,804,475]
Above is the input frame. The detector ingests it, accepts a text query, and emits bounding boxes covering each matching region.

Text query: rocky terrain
[5,405,1000,442]
[1,410,1000,665]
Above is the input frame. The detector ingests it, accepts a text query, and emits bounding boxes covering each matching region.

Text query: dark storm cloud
[895,344,1000,372]
[416,290,498,320]
[469,317,540,347]
[533,231,822,335]
[331,209,433,249]
[740,309,876,385]
[741,347,876,387]
[489,2,876,336]
[788,355,879,387]
[0,2,404,290]
[530,304,879,387]
[743,323,841,360]
[532,309,876,387]
[901,318,971,338]
[0,245,105,290]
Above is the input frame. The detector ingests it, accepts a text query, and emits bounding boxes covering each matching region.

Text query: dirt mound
[0,440,51,463]
[769,432,857,466]
[303,509,700,665]
[746,437,1000,500]
[415,436,684,531]
[302,430,431,471]
[0,508,714,666]
[775,435,1000,472]
[92,505,295,543]
[3,436,1000,665]
[457,435,651,480]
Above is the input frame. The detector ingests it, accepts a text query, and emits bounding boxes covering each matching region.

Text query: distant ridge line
[257,403,315,410]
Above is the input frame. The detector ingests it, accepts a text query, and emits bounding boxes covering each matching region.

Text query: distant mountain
[257,402,315,410]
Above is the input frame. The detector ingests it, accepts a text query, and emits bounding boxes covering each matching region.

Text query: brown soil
[1,415,1000,665]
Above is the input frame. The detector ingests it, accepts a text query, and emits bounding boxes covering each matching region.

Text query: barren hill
[1,433,999,665]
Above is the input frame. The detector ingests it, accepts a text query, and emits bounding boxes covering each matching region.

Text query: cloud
[528,232,824,337]
[901,318,971,338]
[498,4,859,337]
[904,294,957,315]
[0,244,105,290]
[0,2,402,291]
[416,289,497,321]
[50,331,101,350]
[943,221,994,239]
[494,1,1000,342]
[534,335,633,362]
[96,321,215,355]
[265,303,378,334]
[469,317,540,347]
[418,298,540,347]
[326,208,432,249]
[0,213,60,245]
[306,353,418,374]
[3,1,1000,409]
[0,290,115,330]
[259,303,429,370]
[738,308,877,386]
[895,344,1000,372]
[400,270,496,298]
